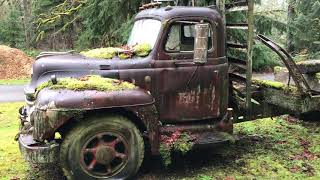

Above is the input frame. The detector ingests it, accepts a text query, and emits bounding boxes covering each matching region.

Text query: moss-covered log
[263,88,320,114]
[252,79,298,94]
[297,60,320,74]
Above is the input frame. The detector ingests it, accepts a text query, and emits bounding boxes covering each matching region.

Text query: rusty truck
[17,0,320,179]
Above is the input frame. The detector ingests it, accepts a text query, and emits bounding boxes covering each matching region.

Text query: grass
[0,102,28,180]
[0,103,319,180]
[0,78,30,85]
[138,117,320,179]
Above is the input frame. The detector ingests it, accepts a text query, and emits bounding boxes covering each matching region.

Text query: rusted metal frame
[257,34,312,95]
[224,0,254,120]
[227,42,248,49]
[229,73,246,83]
[228,57,247,66]
[226,23,249,29]
[229,57,247,70]
[160,110,234,144]
[245,0,254,120]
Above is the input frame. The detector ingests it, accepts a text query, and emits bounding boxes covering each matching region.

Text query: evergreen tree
[293,0,320,53]
[0,5,24,48]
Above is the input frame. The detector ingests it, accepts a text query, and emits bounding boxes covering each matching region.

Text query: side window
[165,22,213,52]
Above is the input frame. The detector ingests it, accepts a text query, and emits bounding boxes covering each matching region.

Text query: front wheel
[60,115,144,180]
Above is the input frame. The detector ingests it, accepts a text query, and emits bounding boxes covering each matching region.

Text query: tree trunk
[23,0,31,49]
[287,0,296,53]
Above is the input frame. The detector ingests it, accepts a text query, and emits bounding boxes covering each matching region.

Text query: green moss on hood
[36,75,136,93]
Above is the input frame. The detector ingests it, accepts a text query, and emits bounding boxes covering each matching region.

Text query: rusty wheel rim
[80,132,130,178]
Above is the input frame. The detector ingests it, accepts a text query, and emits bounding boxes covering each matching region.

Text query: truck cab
[18,5,232,180]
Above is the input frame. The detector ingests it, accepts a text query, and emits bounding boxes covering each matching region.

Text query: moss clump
[118,53,131,60]
[36,75,136,93]
[80,47,119,59]
[316,73,320,80]
[80,43,152,59]
[253,79,298,94]
[274,66,287,74]
[160,131,195,167]
[133,43,152,57]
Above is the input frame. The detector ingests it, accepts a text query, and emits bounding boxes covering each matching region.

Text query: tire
[60,114,144,180]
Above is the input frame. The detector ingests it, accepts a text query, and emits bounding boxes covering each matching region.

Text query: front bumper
[18,106,60,164]
[19,134,60,164]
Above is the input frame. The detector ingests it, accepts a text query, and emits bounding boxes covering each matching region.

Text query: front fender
[32,88,155,141]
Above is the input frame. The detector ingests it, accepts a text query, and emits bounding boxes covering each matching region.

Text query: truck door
[153,18,228,123]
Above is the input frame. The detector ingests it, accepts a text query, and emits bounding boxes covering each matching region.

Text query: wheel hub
[95,146,115,165]
[80,132,129,177]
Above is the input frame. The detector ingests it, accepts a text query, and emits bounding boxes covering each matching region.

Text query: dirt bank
[0,45,34,79]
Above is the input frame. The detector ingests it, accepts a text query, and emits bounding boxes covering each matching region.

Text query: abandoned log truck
[16,1,320,180]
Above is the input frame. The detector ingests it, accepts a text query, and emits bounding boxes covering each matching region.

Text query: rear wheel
[60,115,144,180]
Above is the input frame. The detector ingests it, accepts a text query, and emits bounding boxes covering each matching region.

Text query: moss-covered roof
[36,75,136,93]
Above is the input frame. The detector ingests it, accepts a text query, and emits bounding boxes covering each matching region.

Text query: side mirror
[194,23,209,65]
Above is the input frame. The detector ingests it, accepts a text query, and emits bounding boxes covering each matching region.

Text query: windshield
[127,19,162,49]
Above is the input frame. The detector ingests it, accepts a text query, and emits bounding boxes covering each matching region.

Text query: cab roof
[135,6,222,21]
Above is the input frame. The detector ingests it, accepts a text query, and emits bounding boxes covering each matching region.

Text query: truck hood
[25,53,151,96]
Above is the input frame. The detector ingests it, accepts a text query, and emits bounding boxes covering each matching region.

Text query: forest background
[0,0,319,71]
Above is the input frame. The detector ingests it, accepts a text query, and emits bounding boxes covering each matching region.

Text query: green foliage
[198,175,212,180]
[293,0,320,53]
[255,15,287,35]
[0,6,24,48]
[160,131,195,167]
[159,144,172,167]
[76,0,148,49]
[34,0,84,49]
[252,43,280,71]
[22,49,41,58]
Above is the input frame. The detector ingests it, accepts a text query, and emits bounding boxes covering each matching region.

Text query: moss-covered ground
[138,117,320,180]
[1,103,319,179]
